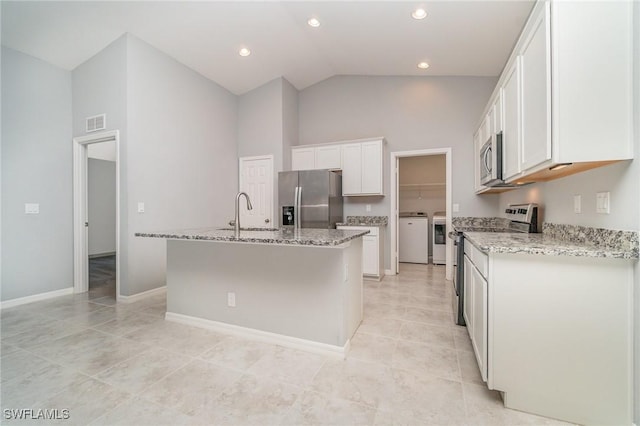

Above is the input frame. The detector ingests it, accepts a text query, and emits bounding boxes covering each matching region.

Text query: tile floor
[0,263,572,425]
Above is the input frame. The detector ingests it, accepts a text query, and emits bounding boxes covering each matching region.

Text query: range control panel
[504,203,539,232]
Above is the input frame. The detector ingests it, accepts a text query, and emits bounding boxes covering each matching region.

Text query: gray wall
[1,47,73,300]
[125,35,238,295]
[298,76,499,268]
[282,78,299,172]
[88,158,116,256]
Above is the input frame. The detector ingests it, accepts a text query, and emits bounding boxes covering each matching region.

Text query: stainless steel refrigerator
[278,170,343,229]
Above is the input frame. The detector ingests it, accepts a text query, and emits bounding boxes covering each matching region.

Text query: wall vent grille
[86,114,106,133]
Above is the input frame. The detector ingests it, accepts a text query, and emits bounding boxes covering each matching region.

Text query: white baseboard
[385,269,394,275]
[0,287,74,310]
[165,311,349,358]
[118,286,166,304]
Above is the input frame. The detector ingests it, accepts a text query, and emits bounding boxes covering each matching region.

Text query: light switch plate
[137,202,145,213]
[25,203,39,214]
[573,195,581,214]
[596,192,610,214]
[366,204,371,212]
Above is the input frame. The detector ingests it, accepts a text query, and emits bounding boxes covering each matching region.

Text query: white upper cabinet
[291,145,342,171]
[291,147,315,171]
[341,143,362,195]
[360,141,383,195]
[315,145,342,170]
[502,60,521,182]
[474,0,633,190]
[519,2,551,171]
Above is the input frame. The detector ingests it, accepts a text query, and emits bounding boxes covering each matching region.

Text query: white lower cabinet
[461,240,633,425]
[337,225,384,280]
[463,243,488,383]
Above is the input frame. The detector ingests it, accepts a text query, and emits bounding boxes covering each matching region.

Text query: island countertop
[135,227,370,247]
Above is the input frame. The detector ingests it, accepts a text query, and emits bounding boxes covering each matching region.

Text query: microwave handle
[483,146,492,173]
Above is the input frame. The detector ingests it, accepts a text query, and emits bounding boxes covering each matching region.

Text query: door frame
[238,154,274,227]
[73,130,121,297]
[389,147,453,280]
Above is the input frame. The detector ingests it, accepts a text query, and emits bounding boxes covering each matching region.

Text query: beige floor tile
[92,311,163,336]
[363,302,406,320]
[454,327,474,353]
[123,321,225,357]
[96,348,192,394]
[43,302,111,321]
[199,336,275,371]
[89,396,194,426]
[33,378,131,425]
[196,373,303,425]
[392,340,461,381]
[29,329,114,360]
[140,359,242,416]
[89,296,117,306]
[403,306,455,328]
[140,302,167,318]
[0,349,51,383]
[281,390,376,426]
[348,332,397,365]
[3,319,85,349]
[0,341,20,357]
[399,322,456,349]
[246,346,327,387]
[376,368,467,425]
[356,317,403,339]
[1,311,53,338]
[458,350,484,384]
[310,358,394,408]
[1,363,90,409]
[63,307,119,328]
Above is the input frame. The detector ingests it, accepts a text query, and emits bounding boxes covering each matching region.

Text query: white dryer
[399,214,429,264]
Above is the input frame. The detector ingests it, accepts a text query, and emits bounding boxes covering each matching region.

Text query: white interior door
[239,155,273,228]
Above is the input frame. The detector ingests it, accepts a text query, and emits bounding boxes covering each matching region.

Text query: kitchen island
[135,227,369,357]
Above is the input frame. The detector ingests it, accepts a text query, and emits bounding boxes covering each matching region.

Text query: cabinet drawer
[464,241,488,278]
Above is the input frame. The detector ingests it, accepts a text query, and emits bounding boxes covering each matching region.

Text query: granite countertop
[135,227,370,247]
[336,215,388,227]
[463,223,639,260]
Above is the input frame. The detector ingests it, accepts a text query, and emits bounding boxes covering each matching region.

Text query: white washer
[399,216,429,264]
[432,212,446,265]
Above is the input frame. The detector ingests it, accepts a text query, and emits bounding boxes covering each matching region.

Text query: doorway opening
[73,130,120,300]
[389,148,453,281]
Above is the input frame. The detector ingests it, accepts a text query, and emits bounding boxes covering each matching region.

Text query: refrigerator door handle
[296,186,302,229]
[293,186,299,229]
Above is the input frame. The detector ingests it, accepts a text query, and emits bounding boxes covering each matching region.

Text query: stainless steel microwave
[480,131,504,186]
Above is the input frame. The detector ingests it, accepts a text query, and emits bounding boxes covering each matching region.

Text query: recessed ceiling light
[307,18,321,28]
[238,47,251,57]
[417,62,430,69]
[412,8,427,20]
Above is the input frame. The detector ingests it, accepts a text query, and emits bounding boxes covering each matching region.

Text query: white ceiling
[1,1,535,95]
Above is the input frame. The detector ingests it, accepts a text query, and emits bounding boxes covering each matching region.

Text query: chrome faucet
[234,192,253,235]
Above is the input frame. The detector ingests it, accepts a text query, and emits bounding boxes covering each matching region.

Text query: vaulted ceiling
[1,1,534,95]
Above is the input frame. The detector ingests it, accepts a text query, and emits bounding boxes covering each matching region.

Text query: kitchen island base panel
[489,253,633,425]
[165,312,350,357]
[166,239,363,351]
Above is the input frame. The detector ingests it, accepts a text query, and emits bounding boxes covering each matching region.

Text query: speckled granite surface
[336,216,388,226]
[135,227,369,247]
[464,223,639,259]
[452,217,511,232]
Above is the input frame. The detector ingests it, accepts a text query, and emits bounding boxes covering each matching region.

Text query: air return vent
[86,114,106,133]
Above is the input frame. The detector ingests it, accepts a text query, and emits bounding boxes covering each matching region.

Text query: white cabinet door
[341,143,362,195]
[463,255,474,336]
[473,130,486,193]
[362,235,378,276]
[291,147,315,171]
[315,145,342,170]
[520,3,551,171]
[472,265,488,382]
[491,90,503,134]
[502,59,521,181]
[361,141,383,194]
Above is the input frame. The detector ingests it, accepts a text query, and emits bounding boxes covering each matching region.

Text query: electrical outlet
[596,192,610,214]
[227,292,236,307]
[137,202,145,213]
[573,195,581,214]
[25,203,39,214]
[366,204,371,212]
[453,203,460,213]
